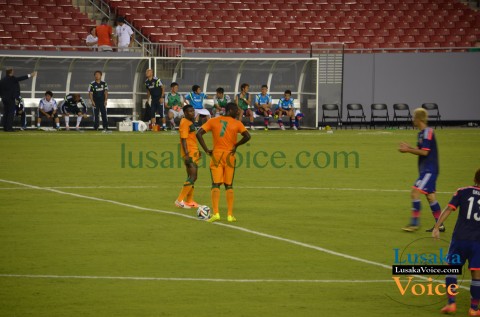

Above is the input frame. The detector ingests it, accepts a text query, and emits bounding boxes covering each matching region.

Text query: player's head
[240,83,249,93]
[413,108,428,127]
[216,87,224,97]
[72,93,81,102]
[45,90,53,101]
[94,70,102,80]
[6,68,13,76]
[145,69,153,78]
[117,16,125,26]
[261,84,268,94]
[170,82,179,93]
[225,102,239,118]
[183,104,195,120]
[101,17,109,25]
[475,168,480,186]
[284,90,292,100]
[89,27,96,36]
[192,85,201,94]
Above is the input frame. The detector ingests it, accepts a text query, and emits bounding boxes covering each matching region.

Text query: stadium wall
[343,52,480,122]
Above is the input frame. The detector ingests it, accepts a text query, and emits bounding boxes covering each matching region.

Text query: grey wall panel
[343,52,480,121]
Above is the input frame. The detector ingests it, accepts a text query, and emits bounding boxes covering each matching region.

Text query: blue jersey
[145,77,163,98]
[449,186,480,241]
[185,92,206,109]
[416,127,439,174]
[255,93,272,106]
[278,97,294,110]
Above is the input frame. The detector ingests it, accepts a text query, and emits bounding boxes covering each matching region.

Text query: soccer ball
[197,205,211,220]
[138,120,148,132]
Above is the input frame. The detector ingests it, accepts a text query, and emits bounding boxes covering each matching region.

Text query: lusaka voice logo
[387,237,465,307]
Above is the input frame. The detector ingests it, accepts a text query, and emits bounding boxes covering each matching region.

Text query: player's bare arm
[89,92,95,108]
[196,128,212,156]
[231,131,251,154]
[432,206,454,239]
[180,138,191,163]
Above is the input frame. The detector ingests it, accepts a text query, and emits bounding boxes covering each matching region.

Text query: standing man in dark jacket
[88,70,109,131]
[0,68,37,132]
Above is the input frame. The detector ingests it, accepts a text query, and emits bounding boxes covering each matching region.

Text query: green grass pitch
[0,128,479,316]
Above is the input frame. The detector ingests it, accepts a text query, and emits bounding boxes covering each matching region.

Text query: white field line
[0,184,453,195]
[0,178,467,290]
[0,274,395,283]
[0,186,157,190]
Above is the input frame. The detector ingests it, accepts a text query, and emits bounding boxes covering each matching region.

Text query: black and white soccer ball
[197,205,211,220]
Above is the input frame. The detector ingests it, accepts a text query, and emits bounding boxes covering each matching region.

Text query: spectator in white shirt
[115,16,134,52]
[85,27,98,50]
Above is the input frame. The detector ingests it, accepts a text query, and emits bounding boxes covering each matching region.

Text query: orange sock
[211,187,220,214]
[226,188,234,216]
[185,186,195,203]
[177,183,192,202]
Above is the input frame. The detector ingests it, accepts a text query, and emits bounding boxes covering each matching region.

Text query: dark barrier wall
[343,52,480,121]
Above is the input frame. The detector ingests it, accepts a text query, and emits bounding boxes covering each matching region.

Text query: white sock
[37,123,40,127]
[76,116,82,127]
[64,116,70,127]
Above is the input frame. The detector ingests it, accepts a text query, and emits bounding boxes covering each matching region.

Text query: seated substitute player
[399,108,443,232]
[37,90,60,130]
[14,96,27,130]
[196,102,251,223]
[235,83,255,130]
[165,82,184,130]
[432,168,480,316]
[276,90,298,130]
[185,85,211,126]
[62,93,88,130]
[145,68,166,130]
[254,84,273,130]
[213,87,231,117]
[175,104,201,209]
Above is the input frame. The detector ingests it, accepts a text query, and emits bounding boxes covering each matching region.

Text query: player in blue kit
[275,90,298,130]
[399,108,443,232]
[433,169,480,316]
[254,85,273,130]
[185,85,211,126]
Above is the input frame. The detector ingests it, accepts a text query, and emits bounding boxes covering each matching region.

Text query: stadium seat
[392,103,413,128]
[421,103,443,129]
[370,103,390,129]
[321,104,342,129]
[346,103,367,129]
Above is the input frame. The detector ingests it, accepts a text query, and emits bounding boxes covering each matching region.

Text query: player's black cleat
[425,224,445,232]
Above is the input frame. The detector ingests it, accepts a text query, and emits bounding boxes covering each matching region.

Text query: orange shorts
[182,150,201,166]
[210,150,236,185]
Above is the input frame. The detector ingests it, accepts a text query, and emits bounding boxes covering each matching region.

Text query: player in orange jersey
[196,102,251,222]
[175,105,201,209]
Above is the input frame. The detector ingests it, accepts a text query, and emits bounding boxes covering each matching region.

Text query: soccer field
[1,128,479,317]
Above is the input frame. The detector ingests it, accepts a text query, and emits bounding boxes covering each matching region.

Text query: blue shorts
[413,172,437,194]
[150,99,165,118]
[448,240,480,270]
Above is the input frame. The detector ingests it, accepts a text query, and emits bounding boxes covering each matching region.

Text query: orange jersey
[96,25,113,46]
[201,116,247,152]
[179,118,199,157]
